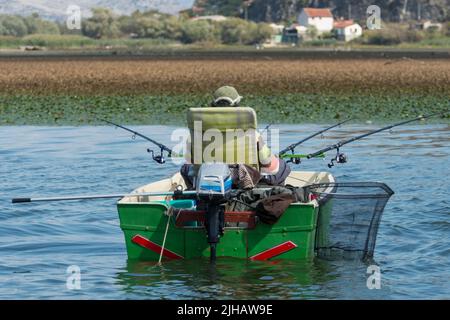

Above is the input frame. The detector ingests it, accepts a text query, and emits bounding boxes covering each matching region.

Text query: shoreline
[0,48,449,60]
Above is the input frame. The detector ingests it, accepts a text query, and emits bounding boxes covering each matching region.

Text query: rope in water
[158,206,174,265]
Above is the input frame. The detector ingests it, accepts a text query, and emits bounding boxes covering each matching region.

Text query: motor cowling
[195,163,231,261]
[195,163,232,203]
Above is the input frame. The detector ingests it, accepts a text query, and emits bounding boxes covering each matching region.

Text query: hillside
[192,0,450,22]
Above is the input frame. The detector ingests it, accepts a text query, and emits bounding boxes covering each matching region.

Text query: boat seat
[187,107,259,169]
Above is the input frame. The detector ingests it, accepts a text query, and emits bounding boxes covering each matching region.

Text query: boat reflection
[114,257,364,299]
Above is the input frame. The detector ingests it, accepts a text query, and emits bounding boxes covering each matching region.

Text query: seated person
[180,86,290,189]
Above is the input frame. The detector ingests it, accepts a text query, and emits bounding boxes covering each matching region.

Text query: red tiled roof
[334,20,355,28]
[302,8,333,18]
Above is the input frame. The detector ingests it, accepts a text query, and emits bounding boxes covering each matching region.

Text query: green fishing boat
[117,171,336,262]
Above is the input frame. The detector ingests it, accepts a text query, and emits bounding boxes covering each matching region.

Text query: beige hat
[212,86,242,106]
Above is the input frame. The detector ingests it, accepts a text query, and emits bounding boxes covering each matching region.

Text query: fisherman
[180,86,290,189]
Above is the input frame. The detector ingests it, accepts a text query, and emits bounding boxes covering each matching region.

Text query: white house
[298,8,334,34]
[334,20,362,42]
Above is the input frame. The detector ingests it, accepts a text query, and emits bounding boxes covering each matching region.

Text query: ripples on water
[0,124,449,299]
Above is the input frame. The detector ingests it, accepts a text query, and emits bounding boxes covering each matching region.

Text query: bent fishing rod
[279,118,352,164]
[307,113,441,168]
[101,119,177,164]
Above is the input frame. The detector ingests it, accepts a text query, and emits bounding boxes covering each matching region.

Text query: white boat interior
[119,171,335,204]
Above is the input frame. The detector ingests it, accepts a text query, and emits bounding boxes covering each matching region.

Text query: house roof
[302,8,333,18]
[334,19,355,28]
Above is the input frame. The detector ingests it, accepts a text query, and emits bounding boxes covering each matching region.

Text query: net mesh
[306,182,394,260]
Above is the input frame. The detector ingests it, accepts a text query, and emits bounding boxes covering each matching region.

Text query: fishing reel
[285,149,301,165]
[328,148,347,168]
[286,156,301,165]
[147,147,166,164]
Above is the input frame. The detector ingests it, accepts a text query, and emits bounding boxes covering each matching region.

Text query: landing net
[306,182,394,260]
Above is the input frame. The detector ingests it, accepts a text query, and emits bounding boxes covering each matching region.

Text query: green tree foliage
[219,18,247,44]
[362,27,426,45]
[218,18,273,45]
[118,11,182,40]
[163,16,183,40]
[0,15,28,37]
[0,10,277,46]
[82,7,120,38]
[0,23,7,36]
[181,20,219,43]
[306,25,318,40]
[23,13,59,35]
[134,15,164,38]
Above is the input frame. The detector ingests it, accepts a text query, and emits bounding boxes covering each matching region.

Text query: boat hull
[117,171,335,262]
[118,201,322,261]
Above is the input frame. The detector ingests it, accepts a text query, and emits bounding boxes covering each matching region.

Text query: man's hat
[212,86,242,106]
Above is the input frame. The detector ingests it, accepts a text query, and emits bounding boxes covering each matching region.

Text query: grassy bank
[0,35,177,50]
[1,34,450,51]
[0,94,448,125]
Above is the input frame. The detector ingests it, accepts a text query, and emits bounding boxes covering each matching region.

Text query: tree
[23,13,60,35]
[219,18,247,44]
[117,15,137,35]
[118,11,182,39]
[82,8,120,38]
[0,15,28,37]
[181,20,219,43]
[306,25,318,40]
[134,15,164,38]
[0,23,6,36]
[163,16,183,40]
[254,23,274,43]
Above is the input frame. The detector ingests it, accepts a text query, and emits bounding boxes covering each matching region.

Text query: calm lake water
[0,124,449,299]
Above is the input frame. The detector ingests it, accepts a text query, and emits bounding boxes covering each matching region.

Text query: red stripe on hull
[131,235,183,260]
[250,241,298,261]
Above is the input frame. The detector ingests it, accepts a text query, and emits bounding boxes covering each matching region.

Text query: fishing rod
[262,122,272,134]
[279,118,352,164]
[101,119,176,164]
[12,190,197,203]
[307,113,440,168]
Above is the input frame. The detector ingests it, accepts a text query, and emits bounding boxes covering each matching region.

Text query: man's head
[212,86,242,107]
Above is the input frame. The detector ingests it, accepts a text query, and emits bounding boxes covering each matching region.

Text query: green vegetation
[0,34,175,49]
[0,94,448,126]
[0,9,274,48]
[358,23,445,46]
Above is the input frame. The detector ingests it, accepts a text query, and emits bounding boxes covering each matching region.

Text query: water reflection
[116,257,358,299]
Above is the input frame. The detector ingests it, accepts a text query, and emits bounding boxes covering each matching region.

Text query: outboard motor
[196,163,232,261]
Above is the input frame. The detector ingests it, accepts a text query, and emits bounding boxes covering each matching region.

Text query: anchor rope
[158,206,174,265]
